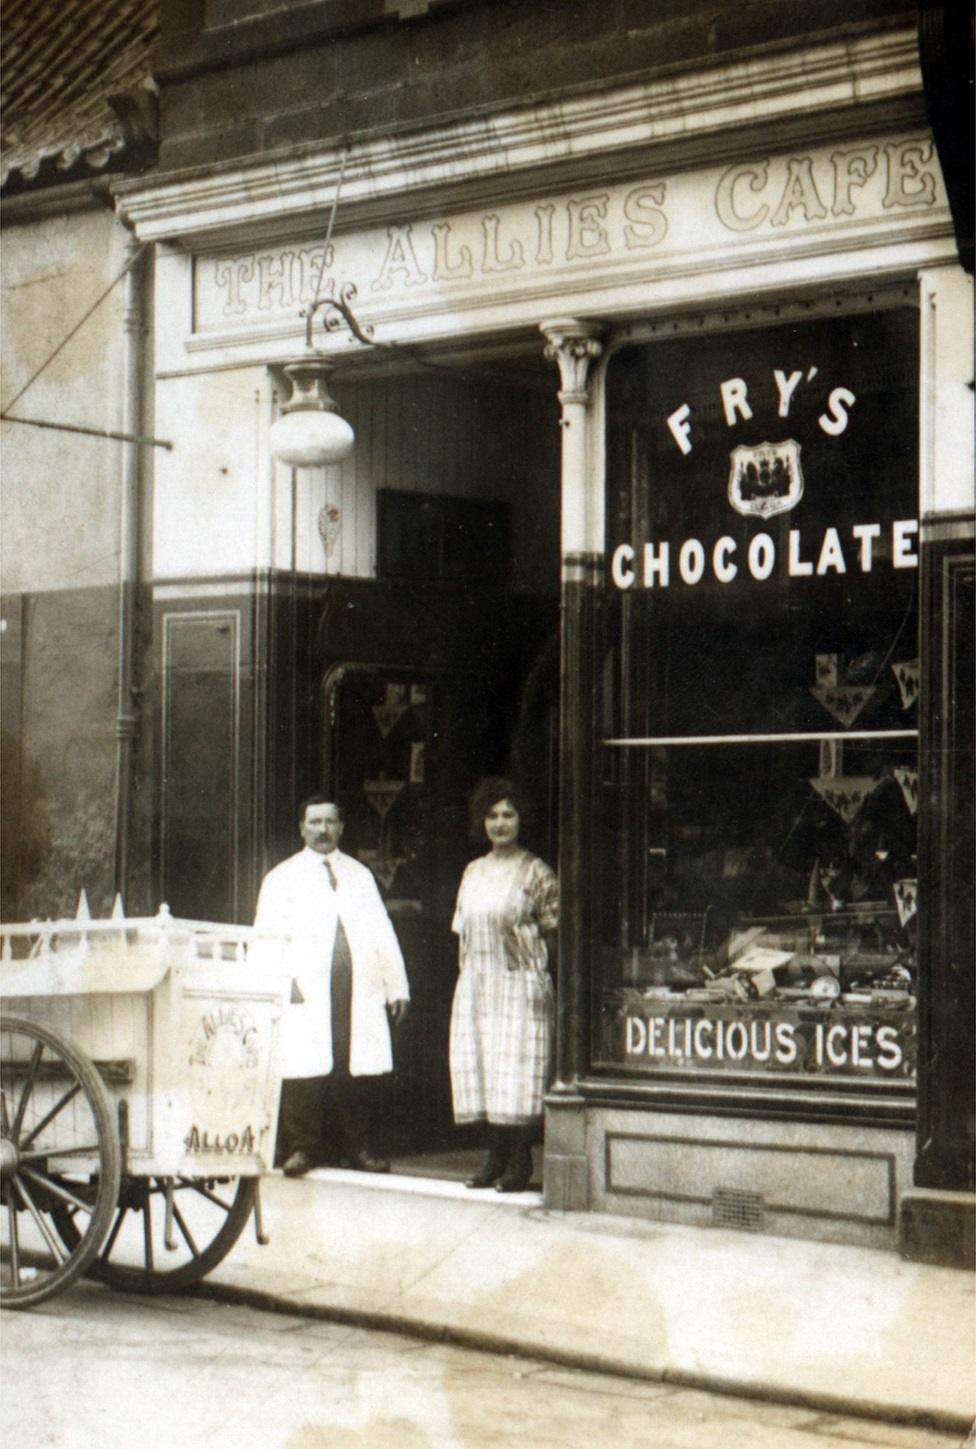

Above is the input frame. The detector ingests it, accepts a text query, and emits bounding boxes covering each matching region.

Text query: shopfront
[541,278,970,1258]
[554,300,920,1246]
[114,10,972,1246]
[527,156,970,1257]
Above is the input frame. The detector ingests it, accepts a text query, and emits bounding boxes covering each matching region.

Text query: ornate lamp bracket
[302,284,378,351]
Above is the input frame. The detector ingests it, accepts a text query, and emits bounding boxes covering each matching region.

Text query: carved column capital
[540,316,605,405]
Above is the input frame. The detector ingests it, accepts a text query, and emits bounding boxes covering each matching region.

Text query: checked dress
[449,849,558,1126]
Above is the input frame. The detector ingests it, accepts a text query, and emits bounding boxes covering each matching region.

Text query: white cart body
[0,908,293,1180]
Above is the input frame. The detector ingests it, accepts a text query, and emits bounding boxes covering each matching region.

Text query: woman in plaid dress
[449,778,558,1193]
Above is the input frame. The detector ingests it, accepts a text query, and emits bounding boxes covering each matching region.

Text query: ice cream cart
[0,901,294,1308]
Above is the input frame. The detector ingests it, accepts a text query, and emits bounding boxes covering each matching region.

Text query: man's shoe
[282,1150,314,1177]
[350,1151,390,1173]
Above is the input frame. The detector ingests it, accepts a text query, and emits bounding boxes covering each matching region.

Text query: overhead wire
[308,144,349,323]
[2,241,148,415]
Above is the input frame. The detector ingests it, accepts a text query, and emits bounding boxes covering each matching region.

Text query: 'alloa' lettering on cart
[184,1125,257,1154]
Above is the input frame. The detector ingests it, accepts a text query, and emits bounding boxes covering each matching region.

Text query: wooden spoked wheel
[53,1173,256,1293]
[1,1015,121,1308]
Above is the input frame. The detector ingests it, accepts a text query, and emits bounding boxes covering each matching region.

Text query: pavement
[198,1162,976,1436]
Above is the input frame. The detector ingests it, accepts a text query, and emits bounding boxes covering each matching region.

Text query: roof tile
[1,0,158,188]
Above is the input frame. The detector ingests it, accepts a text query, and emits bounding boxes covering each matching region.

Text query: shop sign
[193,134,944,333]
[609,339,919,592]
[610,520,918,590]
[611,1002,916,1079]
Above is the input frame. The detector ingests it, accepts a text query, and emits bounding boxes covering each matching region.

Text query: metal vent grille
[712,1188,765,1231]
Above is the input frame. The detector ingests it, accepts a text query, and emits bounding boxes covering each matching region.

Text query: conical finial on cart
[75,889,91,921]
[111,894,126,920]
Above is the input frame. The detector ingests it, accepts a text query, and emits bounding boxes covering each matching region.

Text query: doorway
[311,364,561,1181]
[320,589,559,1177]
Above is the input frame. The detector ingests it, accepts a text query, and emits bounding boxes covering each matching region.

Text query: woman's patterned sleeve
[532,858,559,932]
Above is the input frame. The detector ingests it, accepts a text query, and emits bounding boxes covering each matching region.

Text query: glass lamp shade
[270,359,355,467]
[269,408,355,467]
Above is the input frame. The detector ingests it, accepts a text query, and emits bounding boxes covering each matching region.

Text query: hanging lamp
[269,351,355,468]
[269,146,358,469]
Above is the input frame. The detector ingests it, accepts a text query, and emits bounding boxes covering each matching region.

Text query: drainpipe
[112,235,147,903]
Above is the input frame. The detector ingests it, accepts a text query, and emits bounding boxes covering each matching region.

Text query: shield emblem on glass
[728,439,804,519]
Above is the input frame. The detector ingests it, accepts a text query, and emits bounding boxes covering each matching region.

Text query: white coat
[253,846,409,1078]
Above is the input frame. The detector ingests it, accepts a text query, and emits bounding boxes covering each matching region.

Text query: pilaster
[901,265,975,1266]
[541,317,605,1211]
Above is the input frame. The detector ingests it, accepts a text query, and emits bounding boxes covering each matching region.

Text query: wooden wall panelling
[161,609,242,922]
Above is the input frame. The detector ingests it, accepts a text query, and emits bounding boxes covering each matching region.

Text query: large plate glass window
[598,307,919,1087]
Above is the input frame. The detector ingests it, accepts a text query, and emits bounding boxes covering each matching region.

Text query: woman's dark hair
[468,776,528,842]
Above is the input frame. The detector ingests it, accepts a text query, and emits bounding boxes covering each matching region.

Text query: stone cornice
[1,177,114,227]
[115,25,924,246]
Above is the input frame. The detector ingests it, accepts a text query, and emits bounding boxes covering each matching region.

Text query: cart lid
[1,947,172,999]
[0,904,299,1001]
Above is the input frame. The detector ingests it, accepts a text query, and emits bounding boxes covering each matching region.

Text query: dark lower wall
[0,586,154,922]
[153,573,377,924]
[154,571,559,924]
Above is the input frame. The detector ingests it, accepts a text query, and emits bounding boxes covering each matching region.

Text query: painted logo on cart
[186,1002,265,1149]
[189,1004,261,1071]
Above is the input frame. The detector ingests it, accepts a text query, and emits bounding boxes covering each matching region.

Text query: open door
[321,607,558,1160]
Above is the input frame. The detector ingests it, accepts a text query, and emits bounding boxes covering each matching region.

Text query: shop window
[597,308,919,1088]
[377,489,511,584]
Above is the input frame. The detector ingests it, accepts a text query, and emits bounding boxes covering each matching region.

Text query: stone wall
[1,200,155,921]
[154,0,909,172]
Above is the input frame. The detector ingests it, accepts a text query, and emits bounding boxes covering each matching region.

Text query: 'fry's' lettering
[667,369,855,456]
[611,520,918,589]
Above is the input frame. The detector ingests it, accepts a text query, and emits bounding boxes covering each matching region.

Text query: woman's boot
[495,1128,533,1192]
[465,1125,509,1188]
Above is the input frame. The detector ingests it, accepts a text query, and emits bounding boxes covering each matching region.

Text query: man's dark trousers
[277,921,382,1164]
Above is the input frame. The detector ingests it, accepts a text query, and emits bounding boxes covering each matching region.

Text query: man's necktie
[324,857,338,891]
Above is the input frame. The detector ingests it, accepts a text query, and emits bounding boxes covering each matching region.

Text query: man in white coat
[255,795,409,1176]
